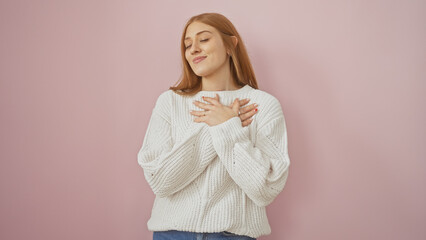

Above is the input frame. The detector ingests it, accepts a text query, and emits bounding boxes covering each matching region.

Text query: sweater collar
[196,84,253,95]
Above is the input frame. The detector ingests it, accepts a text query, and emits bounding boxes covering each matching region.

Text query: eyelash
[185,39,209,49]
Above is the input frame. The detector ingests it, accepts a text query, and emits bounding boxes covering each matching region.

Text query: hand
[237,99,259,127]
[217,96,259,127]
[190,94,258,127]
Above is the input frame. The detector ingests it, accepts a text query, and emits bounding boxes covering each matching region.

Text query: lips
[193,56,207,64]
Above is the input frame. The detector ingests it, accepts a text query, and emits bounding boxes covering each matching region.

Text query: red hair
[169,12,259,96]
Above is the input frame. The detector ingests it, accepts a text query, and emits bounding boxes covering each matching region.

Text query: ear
[227,36,238,55]
[231,36,238,48]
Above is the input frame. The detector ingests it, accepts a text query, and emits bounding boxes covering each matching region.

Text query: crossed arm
[138,93,290,207]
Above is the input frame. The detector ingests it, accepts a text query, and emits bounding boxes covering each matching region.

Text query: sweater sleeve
[208,98,290,207]
[137,92,216,198]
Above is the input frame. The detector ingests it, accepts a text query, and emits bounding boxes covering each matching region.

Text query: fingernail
[255,108,258,112]
[254,103,258,107]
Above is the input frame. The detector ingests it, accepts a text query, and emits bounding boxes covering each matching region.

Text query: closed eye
[185,39,209,49]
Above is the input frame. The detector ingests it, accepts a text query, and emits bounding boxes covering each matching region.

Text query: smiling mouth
[193,56,206,64]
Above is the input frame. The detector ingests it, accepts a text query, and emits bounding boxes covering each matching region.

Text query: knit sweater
[137,84,290,239]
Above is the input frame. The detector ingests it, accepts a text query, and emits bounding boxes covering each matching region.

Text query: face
[184,21,229,77]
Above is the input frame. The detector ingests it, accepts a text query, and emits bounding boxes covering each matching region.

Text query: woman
[137,12,290,240]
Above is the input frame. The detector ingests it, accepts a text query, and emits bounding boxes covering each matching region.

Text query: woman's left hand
[190,94,240,127]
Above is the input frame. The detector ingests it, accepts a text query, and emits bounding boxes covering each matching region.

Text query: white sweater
[137,84,290,238]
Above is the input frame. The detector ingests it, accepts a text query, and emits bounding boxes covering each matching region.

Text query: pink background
[1,0,425,239]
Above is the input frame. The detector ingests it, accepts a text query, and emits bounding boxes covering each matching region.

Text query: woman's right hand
[235,99,258,127]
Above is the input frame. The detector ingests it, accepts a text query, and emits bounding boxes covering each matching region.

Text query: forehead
[185,22,216,40]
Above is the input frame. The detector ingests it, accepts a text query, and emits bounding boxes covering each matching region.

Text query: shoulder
[154,90,173,108]
[250,88,284,122]
[152,90,173,120]
[251,88,281,106]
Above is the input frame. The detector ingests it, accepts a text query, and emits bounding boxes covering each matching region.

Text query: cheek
[208,44,226,59]
[185,52,192,64]
[204,44,215,54]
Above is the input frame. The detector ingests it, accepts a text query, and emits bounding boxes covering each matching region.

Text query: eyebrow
[184,30,212,41]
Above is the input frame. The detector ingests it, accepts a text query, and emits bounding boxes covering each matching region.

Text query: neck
[201,58,240,91]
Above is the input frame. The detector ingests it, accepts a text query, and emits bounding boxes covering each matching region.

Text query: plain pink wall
[1,0,425,239]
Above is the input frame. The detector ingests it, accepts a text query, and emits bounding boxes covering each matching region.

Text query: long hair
[170,12,259,96]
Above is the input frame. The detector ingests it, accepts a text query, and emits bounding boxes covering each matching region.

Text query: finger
[239,98,250,106]
[190,110,207,117]
[240,103,258,113]
[229,98,249,108]
[241,119,248,127]
[232,98,240,113]
[202,96,221,106]
[193,100,214,111]
[241,118,254,127]
[240,107,258,121]
[193,115,206,123]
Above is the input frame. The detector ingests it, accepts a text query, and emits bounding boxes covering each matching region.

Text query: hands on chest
[189,94,258,127]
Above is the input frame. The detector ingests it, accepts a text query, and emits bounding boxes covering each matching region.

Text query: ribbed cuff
[208,116,249,148]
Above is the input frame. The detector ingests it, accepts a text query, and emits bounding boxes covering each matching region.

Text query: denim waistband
[153,230,257,240]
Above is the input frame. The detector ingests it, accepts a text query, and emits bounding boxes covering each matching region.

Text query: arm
[208,99,290,207]
[137,92,216,198]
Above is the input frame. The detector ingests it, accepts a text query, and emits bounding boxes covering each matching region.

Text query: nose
[189,41,201,54]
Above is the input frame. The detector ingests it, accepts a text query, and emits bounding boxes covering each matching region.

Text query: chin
[193,68,215,77]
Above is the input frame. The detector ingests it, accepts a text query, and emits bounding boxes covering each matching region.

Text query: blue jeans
[153,230,257,240]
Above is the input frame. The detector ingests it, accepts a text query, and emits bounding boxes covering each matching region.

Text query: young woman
[137,12,291,240]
